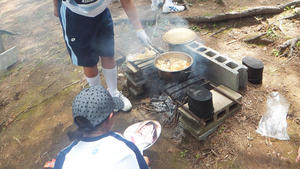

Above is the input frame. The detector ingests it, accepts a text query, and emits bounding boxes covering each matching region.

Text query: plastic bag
[256,92,290,140]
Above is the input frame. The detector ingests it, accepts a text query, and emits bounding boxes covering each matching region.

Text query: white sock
[102,66,118,97]
[85,73,100,87]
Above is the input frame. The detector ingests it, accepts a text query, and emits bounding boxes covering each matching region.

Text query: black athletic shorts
[58,1,114,67]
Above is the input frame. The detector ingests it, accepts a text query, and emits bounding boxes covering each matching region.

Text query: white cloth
[63,0,112,17]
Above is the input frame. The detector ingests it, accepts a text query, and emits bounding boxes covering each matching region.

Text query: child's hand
[143,156,150,166]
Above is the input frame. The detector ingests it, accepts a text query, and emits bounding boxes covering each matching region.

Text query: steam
[115,6,208,94]
[114,8,190,54]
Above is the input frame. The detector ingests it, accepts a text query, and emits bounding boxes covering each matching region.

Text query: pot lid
[163,28,197,45]
[187,85,212,101]
[242,56,264,69]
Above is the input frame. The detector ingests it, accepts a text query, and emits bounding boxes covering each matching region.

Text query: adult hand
[136,29,152,46]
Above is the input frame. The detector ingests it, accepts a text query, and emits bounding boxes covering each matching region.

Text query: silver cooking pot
[154,51,193,82]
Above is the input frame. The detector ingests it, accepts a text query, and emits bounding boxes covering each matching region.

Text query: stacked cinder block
[178,85,242,140]
[172,41,248,92]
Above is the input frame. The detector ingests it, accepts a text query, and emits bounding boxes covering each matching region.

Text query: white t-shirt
[54,132,149,169]
[63,0,112,17]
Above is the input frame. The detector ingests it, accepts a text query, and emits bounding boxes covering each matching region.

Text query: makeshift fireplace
[124,41,243,140]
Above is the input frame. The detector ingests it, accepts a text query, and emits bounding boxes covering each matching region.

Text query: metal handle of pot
[147,44,164,54]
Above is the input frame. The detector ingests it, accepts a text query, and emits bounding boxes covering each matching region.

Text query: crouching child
[53,85,150,169]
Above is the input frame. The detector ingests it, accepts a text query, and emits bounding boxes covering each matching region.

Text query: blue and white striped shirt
[63,0,112,17]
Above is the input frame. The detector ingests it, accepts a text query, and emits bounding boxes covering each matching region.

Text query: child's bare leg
[83,65,100,86]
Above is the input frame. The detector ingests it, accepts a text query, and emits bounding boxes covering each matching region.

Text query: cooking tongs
[146,44,164,54]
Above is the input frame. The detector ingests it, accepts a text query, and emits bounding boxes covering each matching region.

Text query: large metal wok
[154,51,193,82]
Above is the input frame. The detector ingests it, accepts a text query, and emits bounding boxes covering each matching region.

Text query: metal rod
[131,56,155,65]
[167,77,206,95]
[146,44,162,54]
[209,82,242,105]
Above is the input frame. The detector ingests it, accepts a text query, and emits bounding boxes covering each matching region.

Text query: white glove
[136,29,152,46]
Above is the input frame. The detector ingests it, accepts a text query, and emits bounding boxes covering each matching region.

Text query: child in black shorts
[53,0,151,111]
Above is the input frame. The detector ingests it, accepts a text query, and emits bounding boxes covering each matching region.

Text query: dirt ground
[0,0,299,169]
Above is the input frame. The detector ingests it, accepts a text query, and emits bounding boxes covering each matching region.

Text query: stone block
[175,41,248,91]
[0,46,17,71]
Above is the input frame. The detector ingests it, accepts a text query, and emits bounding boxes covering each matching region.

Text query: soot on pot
[187,85,214,119]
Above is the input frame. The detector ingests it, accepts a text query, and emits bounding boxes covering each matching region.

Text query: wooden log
[184,0,300,23]
[278,37,300,57]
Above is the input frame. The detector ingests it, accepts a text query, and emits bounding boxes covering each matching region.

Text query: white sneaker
[114,91,132,112]
[162,3,185,13]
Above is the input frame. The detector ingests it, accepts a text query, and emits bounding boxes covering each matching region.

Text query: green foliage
[266,28,277,38]
[284,6,291,11]
[266,28,273,36]
[296,41,300,49]
[180,150,189,158]
[213,23,217,28]
[272,49,280,57]
[218,126,226,133]
[284,5,295,11]
[195,153,201,159]
[190,25,200,32]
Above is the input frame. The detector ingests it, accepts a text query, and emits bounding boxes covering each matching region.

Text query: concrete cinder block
[175,41,247,91]
[0,46,17,71]
[178,85,242,140]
